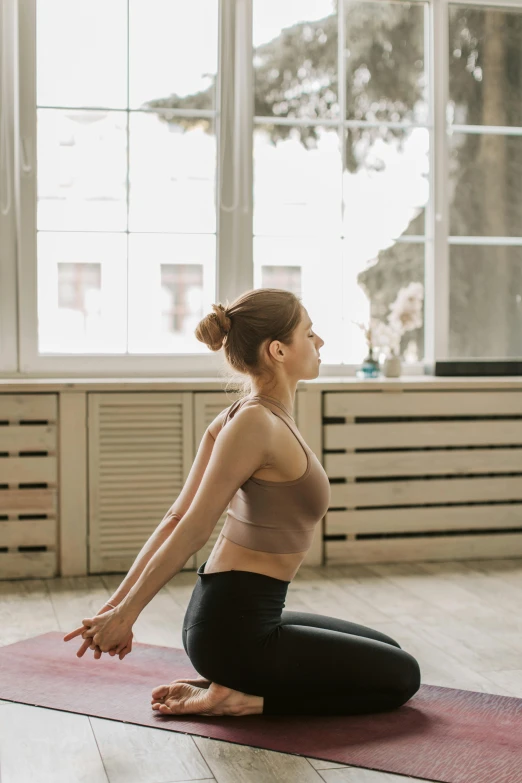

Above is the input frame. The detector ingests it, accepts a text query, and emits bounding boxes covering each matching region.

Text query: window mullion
[16,0,38,375]
[216,0,253,305]
[0,0,19,372]
[427,0,450,367]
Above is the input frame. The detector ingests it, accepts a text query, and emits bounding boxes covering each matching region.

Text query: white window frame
[0,0,19,373]
[2,0,520,378]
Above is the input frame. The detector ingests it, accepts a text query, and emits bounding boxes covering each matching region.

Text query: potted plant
[373,282,424,378]
[353,318,382,378]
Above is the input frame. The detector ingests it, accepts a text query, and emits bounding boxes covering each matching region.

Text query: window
[1,0,521,377]
[252,1,428,366]
[448,4,522,359]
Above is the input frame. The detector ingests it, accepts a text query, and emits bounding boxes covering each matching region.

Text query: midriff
[203,523,307,582]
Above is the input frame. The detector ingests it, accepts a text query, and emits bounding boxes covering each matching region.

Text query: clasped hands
[63,603,134,660]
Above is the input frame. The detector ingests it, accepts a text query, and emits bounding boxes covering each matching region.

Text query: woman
[64,288,421,717]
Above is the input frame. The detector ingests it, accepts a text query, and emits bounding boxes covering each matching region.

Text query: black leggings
[182,561,421,716]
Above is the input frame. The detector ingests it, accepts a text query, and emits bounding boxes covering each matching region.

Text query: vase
[383,352,402,378]
[356,347,381,378]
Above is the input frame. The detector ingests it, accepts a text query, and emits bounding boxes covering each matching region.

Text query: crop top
[219,395,331,554]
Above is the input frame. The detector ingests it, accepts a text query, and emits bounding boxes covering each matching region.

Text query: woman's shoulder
[226,397,274,426]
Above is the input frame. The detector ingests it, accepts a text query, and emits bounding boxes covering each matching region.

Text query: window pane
[37,110,128,232]
[253,0,338,121]
[344,1,427,123]
[449,133,522,237]
[254,236,342,363]
[129,0,218,110]
[128,234,215,353]
[449,6,522,127]
[354,241,425,364]
[450,245,522,358]
[254,126,342,236]
[129,114,216,233]
[261,266,303,299]
[343,127,428,240]
[37,0,127,109]
[37,233,127,353]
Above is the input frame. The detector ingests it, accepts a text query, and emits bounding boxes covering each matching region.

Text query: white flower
[388,282,424,335]
[361,282,424,358]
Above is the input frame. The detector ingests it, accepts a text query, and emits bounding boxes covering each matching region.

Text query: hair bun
[211,303,231,336]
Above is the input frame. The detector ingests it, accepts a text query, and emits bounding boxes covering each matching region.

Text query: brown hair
[194,288,303,399]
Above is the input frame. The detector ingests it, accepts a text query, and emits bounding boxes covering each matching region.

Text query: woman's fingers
[68,610,128,658]
[70,616,133,659]
[118,635,133,660]
[76,638,91,658]
[110,640,126,656]
[63,625,87,642]
[64,617,94,643]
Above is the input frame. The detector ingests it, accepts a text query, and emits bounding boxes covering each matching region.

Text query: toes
[151,684,169,699]
[151,683,213,716]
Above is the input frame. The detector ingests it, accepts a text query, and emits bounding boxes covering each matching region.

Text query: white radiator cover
[323,390,522,564]
[87,391,235,574]
[0,394,58,579]
[2,383,522,578]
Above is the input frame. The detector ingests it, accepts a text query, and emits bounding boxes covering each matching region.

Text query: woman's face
[265,308,324,378]
[298,308,324,375]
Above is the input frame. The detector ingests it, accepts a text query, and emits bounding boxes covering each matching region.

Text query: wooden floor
[1,557,521,783]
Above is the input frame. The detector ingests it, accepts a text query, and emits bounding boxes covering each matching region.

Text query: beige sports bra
[219,395,331,554]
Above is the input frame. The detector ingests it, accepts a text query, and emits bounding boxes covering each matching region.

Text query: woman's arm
[105,424,223,608]
[118,406,272,622]
[102,510,182,608]
[117,517,205,622]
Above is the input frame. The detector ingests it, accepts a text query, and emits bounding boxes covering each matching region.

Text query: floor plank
[192,736,324,783]
[0,703,109,783]
[0,578,59,645]
[89,716,213,783]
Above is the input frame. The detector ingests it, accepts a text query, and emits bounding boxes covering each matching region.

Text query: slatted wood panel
[0,395,58,579]
[193,392,239,568]
[88,393,194,573]
[323,390,522,564]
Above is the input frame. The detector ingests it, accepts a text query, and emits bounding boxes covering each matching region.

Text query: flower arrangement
[356,282,424,359]
[353,317,382,357]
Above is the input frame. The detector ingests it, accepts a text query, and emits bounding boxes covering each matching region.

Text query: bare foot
[151,680,263,717]
[151,677,211,703]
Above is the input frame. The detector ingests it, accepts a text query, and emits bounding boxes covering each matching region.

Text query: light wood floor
[1,557,521,783]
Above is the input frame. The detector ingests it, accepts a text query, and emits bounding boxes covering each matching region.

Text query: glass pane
[344,1,427,123]
[450,245,522,358]
[449,6,522,127]
[128,234,216,353]
[37,233,127,353]
[354,241,425,364]
[253,0,338,120]
[343,127,428,241]
[261,266,303,299]
[449,133,522,237]
[37,0,127,109]
[254,236,343,364]
[129,114,216,233]
[37,110,128,232]
[254,126,342,236]
[129,0,218,110]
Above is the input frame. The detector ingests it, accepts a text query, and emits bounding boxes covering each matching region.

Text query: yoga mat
[0,632,520,783]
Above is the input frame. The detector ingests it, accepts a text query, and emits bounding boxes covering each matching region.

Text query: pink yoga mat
[0,632,520,783]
